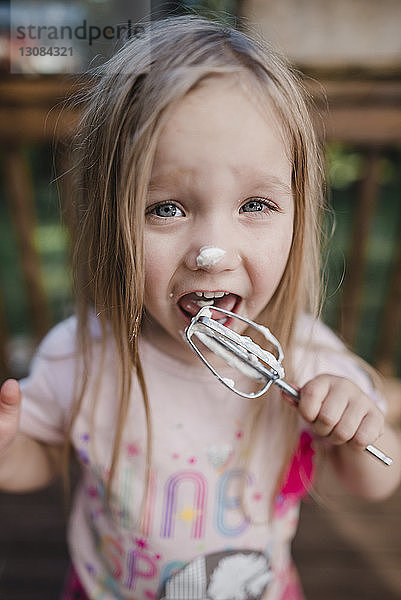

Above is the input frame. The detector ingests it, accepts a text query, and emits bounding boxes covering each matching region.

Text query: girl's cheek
[256,234,291,273]
[276,230,294,265]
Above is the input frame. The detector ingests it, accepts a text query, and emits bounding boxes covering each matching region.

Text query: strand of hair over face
[67,13,325,517]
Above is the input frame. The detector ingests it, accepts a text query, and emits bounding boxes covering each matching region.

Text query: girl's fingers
[349,411,385,449]
[328,400,367,445]
[299,375,349,430]
[0,379,21,455]
[299,375,384,449]
[311,396,348,438]
[298,375,331,423]
[0,379,21,416]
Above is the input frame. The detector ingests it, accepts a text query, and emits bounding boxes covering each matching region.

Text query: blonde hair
[67,14,325,514]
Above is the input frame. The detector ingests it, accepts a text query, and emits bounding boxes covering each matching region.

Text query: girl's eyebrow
[148,168,292,196]
[236,167,292,196]
[148,168,189,190]
[252,176,292,197]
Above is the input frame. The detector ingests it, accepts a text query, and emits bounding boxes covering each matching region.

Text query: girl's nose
[185,244,242,272]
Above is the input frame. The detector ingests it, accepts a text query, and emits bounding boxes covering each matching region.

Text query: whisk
[185,306,392,466]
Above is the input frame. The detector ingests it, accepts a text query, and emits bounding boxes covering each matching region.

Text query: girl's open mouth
[177,291,240,325]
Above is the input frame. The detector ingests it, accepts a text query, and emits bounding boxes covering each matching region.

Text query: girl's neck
[140,318,202,366]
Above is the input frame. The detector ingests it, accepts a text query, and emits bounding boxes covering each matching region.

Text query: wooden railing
[0,77,79,377]
[0,75,400,382]
[309,78,401,377]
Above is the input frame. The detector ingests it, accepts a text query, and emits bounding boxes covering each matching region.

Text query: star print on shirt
[177,506,203,524]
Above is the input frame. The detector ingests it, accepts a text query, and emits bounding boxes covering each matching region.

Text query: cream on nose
[196,246,226,268]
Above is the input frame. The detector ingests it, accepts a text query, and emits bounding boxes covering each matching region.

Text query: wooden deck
[293,467,401,600]
[0,482,69,599]
[0,466,400,599]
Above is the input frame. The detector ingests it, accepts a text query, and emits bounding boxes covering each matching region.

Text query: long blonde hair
[67,14,325,511]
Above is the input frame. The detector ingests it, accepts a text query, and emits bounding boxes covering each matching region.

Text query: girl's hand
[298,374,385,450]
[0,379,22,457]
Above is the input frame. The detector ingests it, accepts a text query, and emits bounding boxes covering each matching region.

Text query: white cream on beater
[196,246,226,268]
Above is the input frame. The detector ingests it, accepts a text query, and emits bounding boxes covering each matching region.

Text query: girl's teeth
[195,299,215,307]
[195,291,226,299]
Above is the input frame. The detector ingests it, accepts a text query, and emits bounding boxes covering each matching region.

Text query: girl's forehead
[158,73,292,163]
[188,72,272,110]
[149,73,292,195]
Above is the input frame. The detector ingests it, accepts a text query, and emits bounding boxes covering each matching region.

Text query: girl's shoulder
[19,317,81,442]
[35,312,103,361]
[294,313,345,351]
[35,316,78,359]
[19,314,113,443]
[292,313,385,409]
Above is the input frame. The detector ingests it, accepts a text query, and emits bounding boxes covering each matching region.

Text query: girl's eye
[148,203,185,218]
[240,199,276,213]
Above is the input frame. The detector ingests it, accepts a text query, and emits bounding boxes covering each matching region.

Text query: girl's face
[142,76,294,363]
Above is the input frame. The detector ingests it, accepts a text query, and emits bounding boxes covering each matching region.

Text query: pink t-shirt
[19,314,384,600]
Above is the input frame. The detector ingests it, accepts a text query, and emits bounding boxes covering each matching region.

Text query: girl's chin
[141,316,199,362]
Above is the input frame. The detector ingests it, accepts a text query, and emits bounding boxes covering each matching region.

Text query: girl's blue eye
[149,203,184,218]
[240,199,274,213]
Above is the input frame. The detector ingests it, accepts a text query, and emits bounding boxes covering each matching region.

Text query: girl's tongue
[178,292,239,319]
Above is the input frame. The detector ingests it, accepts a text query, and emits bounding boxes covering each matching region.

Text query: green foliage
[0,145,72,336]
[322,146,401,371]
[326,143,364,190]
[327,143,399,190]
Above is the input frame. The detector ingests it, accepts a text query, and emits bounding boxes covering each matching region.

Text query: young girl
[0,14,400,600]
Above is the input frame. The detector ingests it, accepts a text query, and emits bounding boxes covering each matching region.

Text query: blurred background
[0,0,400,599]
